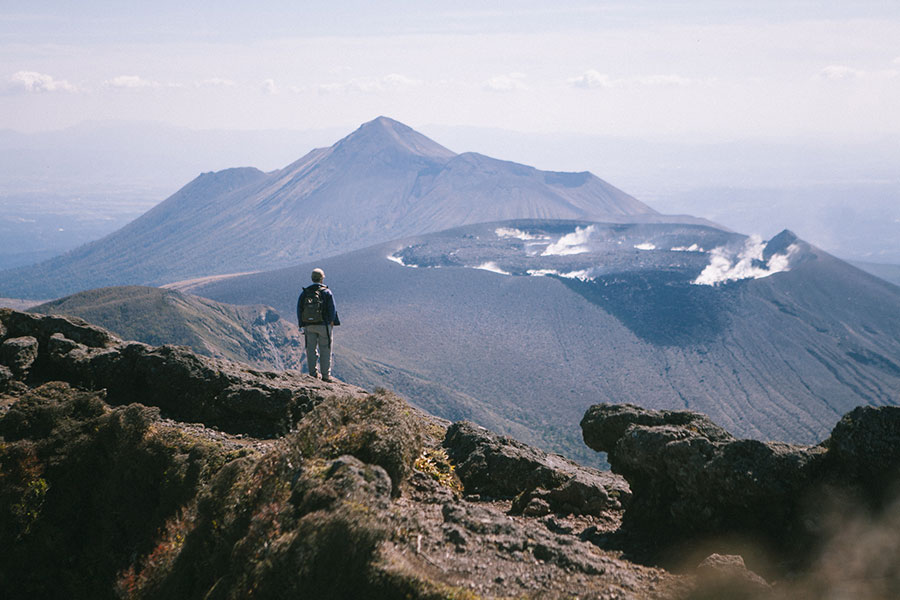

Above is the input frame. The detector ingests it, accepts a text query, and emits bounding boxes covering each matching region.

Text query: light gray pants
[303,323,333,379]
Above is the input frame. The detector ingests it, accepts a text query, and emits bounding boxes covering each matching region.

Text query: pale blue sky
[3,1,900,138]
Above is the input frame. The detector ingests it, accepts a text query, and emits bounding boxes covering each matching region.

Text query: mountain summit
[1,117,710,298]
[334,116,457,160]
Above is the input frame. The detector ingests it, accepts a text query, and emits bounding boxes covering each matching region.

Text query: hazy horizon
[2,2,899,271]
[3,1,900,139]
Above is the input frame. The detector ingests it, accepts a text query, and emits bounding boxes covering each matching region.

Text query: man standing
[296,268,340,382]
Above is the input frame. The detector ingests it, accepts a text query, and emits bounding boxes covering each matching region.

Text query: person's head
[311,268,325,283]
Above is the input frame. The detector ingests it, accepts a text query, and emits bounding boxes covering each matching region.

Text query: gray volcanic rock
[820,405,900,505]
[439,500,611,576]
[444,420,630,515]
[580,403,734,451]
[0,308,343,437]
[581,401,900,560]
[0,336,38,377]
[695,554,771,597]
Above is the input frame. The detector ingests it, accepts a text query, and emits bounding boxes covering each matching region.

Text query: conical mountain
[1,116,707,299]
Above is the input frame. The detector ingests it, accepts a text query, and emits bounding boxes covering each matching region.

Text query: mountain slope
[0,117,715,299]
[29,285,302,370]
[186,220,900,463]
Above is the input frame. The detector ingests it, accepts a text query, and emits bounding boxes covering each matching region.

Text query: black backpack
[300,285,327,325]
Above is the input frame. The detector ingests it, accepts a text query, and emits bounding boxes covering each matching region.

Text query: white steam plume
[474,261,510,275]
[693,235,798,286]
[495,227,546,241]
[541,225,595,256]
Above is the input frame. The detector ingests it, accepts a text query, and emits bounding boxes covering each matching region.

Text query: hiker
[296,268,340,382]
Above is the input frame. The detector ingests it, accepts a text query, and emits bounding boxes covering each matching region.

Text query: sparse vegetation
[291,388,425,495]
[0,382,238,600]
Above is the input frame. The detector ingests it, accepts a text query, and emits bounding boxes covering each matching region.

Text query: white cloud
[819,65,865,80]
[671,244,705,252]
[635,74,696,87]
[315,74,421,94]
[818,65,898,81]
[104,75,158,89]
[484,72,528,92]
[693,235,798,286]
[382,73,420,89]
[541,225,595,256]
[567,70,613,89]
[9,71,77,93]
[262,78,278,94]
[196,78,236,88]
[568,70,699,90]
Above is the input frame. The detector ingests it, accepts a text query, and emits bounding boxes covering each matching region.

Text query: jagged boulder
[581,403,825,550]
[820,405,900,506]
[581,401,900,561]
[692,554,770,599]
[0,336,39,377]
[581,402,734,450]
[444,420,629,516]
[1,308,118,349]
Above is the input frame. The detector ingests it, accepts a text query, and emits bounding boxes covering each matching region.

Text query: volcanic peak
[334,115,457,161]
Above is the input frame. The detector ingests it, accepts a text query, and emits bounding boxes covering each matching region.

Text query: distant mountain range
[183,220,900,464]
[0,117,714,299]
[850,260,900,287]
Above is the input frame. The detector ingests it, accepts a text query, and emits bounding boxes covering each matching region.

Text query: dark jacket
[297,283,339,327]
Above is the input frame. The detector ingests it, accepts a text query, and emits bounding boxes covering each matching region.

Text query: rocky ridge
[0,309,682,599]
[3,308,899,599]
[28,286,304,372]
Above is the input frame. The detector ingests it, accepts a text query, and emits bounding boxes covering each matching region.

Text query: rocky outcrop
[820,404,900,506]
[693,554,770,599]
[0,336,39,378]
[444,420,630,516]
[1,308,687,600]
[0,308,345,437]
[581,402,900,559]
